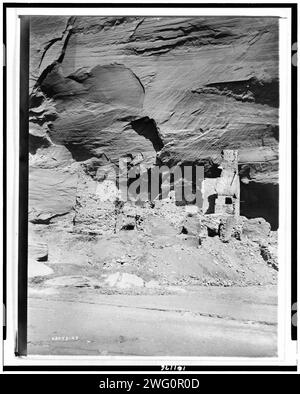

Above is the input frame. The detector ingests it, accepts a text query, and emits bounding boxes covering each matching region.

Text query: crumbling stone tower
[214,150,240,216]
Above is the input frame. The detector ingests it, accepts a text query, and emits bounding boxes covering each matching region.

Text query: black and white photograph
[1,1,298,374]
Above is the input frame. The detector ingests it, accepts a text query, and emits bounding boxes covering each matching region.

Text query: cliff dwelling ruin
[202,150,240,217]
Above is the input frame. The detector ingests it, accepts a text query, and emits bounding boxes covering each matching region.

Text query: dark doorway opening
[240,182,279,230]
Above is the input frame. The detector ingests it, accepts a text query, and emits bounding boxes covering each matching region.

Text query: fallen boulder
[28,242,48,262]
[104,272,144,288]
[28,260,53,278]
[242,217,271,243]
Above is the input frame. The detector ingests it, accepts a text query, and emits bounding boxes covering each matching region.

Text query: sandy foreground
[28,285,277,357]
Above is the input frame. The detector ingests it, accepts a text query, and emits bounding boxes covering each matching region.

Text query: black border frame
[2,2,298,372]
[16,15,29,358]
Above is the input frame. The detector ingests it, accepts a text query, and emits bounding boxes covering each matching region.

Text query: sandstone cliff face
[30,16,278,176]
[28,16,279,229]
[27,18,279,350]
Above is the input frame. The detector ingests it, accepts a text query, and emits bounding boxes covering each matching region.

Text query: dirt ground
[27,201,278,357]
[28,285,277,357]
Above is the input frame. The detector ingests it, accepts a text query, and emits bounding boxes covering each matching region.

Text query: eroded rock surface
[29,168,78,224]
[28,16,279,289]
[30,16,278,182]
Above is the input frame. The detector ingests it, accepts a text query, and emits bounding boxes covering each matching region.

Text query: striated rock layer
[28,16,279,233]
[30,16,278,177]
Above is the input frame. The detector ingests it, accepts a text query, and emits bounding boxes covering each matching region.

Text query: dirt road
[28,285,277,356]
